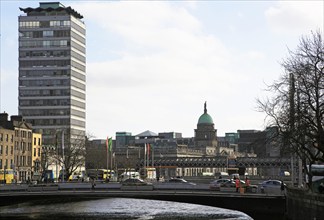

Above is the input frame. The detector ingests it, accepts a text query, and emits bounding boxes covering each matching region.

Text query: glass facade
[18,2,86,146]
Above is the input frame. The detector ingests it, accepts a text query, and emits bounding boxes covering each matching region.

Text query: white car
[209,179,230,190]
[167,178,196,185]
[258,180,286,194]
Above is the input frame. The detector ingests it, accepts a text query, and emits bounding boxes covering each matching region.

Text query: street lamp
[4,165,7,184]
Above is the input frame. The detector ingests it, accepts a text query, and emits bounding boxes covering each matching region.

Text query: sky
[0,0,323,139]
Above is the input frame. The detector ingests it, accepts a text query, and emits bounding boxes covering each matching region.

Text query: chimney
[0,112,9,122]
[11,115,23,122]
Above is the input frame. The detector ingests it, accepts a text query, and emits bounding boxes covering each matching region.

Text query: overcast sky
[0,0,323,139]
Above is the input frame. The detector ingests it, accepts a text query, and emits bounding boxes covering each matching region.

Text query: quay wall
[286,187,324,220]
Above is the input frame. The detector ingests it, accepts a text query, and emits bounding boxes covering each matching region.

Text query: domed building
[194,102,217,156]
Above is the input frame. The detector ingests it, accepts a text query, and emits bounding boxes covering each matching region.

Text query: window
[43,30,53,37]
[34,148,36,157]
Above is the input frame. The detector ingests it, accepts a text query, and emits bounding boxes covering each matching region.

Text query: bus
[86,169,115,182]
[139,167,156,180]
[120,171,140,181]
[0,169,16,184]
[306,164,324,193]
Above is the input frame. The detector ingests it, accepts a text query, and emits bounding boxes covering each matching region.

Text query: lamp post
[4,165,7,184]
[62,130,65,183]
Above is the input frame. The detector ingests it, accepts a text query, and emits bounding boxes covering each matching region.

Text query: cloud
[66,1,285,138]
[265,1,323,35]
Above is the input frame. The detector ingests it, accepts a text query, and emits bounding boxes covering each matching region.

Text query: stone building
[194,102,217,156]
[0,113,35,182]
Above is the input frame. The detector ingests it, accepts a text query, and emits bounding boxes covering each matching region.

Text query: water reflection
[0,198,253,220]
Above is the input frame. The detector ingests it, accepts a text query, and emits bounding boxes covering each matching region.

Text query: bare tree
[49,131,86,180]
[258,31,324,189]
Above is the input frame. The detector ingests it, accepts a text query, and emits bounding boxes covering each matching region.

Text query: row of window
[19,69,85,81]
[0,145,13,155]
[19,40,69,48]
[19,30,71,38]
[20,49,70,58]
[20,88,85,101]
[19,99,70,107]
[19,20,71,28]
[15,130,32,138]
[0,142,33,155]
[27,118,71,127]
[0,159,13,169]
[14,141,32,152]
[19,60,71,68]
[19,89,71,97]
[18,109,71,117]
[19,99,85,109]
[0,156,32,169]
[0,134,14,142]
[20,69,69,77]
[19,78,70,87]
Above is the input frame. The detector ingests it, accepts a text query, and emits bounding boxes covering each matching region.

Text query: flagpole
[110,149,112,180]
[152,144,154,168]
[106,137,108,181]
[144,143,146,169]
[62,130,64,183]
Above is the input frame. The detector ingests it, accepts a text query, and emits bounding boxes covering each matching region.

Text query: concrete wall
[286,187,324,220]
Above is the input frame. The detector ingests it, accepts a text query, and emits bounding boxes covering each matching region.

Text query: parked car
[258,180,286,194]
[209,179,230,190]
[221,179,245,188]
[167,178,196,185]
[122,178,151,186]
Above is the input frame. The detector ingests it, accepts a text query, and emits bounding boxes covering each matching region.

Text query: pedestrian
[245,177,250,187]
[235,178,240,192]
[280,181,285,195]
[91,178,96,190]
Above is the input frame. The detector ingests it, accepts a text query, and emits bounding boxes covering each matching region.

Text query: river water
[0,198,253,220]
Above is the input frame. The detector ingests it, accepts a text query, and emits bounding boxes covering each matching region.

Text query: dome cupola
[198,102,214,125]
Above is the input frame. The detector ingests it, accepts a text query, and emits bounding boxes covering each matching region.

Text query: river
[0,198,253,220]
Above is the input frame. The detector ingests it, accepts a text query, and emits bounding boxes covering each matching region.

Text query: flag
[144,143,147,156]
[147,143,150,157]
[106,137,109,152]
[108,137,112,152]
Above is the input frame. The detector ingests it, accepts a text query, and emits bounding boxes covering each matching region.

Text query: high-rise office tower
[18,2,86,146]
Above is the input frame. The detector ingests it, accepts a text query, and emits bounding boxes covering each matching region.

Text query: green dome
[198,113,214,124]
[197,101,214,124]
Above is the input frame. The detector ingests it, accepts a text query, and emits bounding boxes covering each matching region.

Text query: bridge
[141,157,294,168]
[0,183,286,220]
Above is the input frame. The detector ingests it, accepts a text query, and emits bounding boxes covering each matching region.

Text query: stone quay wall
[286,187,324,220]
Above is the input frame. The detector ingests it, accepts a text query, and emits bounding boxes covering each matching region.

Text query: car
[167,178,196,185]
[221,179,245,188]
[121,178,151,186]
[209,179,230,190]
[258,180,286,194]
